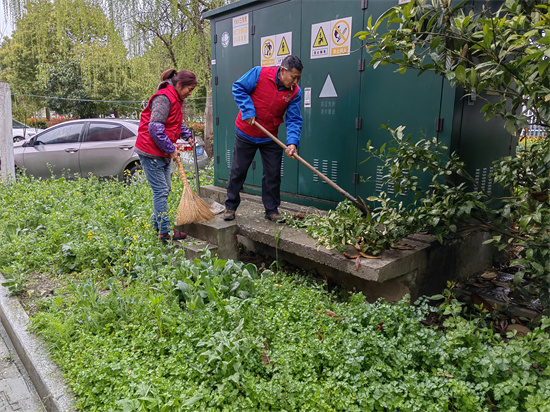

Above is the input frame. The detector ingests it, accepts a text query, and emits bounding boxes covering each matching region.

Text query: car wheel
[125,164,144,185]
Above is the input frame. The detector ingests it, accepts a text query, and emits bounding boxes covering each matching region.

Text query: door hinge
[361,0,368,10]
[251,25,255,35]
[353,173,359,185]
[251,160,256,170]
[358,59,365,72]
[356,117,362,130]
[216,155,220,164]
[214,34,217,44]
[215,76,218,85]
[216,117,219,125]
[435,118,444,132]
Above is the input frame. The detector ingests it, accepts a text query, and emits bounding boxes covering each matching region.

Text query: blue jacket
[233,66,303,146]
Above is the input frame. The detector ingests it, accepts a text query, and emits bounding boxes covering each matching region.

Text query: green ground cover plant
[0,168,549,411]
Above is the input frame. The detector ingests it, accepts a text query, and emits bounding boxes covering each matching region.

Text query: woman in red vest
[136,69,197,240]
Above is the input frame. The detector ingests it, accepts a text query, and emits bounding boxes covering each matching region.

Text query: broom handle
[192,131,201,194]
[174,155,190,186]
[253,122,361,206]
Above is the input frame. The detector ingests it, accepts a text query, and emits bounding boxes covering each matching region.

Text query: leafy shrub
[517,135,547,153]
[187,121,205,132]
[26,117,48,129]
[287,126,550,314]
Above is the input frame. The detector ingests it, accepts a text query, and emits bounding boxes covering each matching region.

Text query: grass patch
[1,173,549,411]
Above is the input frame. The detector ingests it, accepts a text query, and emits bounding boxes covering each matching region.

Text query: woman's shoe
[172,229,187,240]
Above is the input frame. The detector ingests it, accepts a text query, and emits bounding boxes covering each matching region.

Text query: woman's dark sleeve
[148,95,176,153]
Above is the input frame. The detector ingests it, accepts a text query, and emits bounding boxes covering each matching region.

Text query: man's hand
[245,117,256,125]
[285,144,297,158]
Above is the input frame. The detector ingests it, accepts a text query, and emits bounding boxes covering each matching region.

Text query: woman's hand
[170,148,180,161]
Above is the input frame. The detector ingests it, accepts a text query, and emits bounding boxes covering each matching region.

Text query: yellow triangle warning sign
[314,27,328,47]
[278,37,290,56]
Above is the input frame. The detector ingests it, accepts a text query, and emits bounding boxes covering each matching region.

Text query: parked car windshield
[13,119,28,128]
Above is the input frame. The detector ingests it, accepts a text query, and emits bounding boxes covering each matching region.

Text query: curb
[0,274,75,412]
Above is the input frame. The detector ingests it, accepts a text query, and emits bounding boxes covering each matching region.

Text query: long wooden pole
[254,122,370,216]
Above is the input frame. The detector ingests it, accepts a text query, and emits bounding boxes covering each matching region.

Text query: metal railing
[522,124,547,138]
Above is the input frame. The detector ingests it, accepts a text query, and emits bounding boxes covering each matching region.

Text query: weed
[1,266,27,295]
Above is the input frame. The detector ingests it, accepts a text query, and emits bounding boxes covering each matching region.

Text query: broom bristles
[175,185,215,225]
[175,158,215,226]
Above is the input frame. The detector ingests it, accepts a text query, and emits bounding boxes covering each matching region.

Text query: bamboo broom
[174,156,214,225]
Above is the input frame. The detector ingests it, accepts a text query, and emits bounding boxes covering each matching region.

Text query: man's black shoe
[223,210,236,221]
[265,213,285,223]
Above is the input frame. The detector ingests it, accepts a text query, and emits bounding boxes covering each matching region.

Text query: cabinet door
[298,1,364,201]
[357,0,450,203]
[249,0,302,194]
[212,13,253,185]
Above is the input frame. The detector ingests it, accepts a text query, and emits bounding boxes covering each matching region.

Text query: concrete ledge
[0,275,75,412]
[181,218,239,260]
[191,186,496,302]
[236,220,493,301]
[236,214,432,283]
[182,237,219,260]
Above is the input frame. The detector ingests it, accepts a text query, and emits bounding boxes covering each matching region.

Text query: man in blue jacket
[224,55,303,223]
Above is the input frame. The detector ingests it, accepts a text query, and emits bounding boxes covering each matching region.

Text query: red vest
[235,66,300,138]
[136,85,183,157]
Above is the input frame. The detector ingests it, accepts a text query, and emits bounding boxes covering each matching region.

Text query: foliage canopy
[1,0,228,118]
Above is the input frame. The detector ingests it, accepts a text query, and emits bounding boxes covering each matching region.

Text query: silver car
[14,119,141,180]
[13,118,209,181]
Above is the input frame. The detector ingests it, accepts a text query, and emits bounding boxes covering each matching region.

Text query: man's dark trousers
[225,132,283,215]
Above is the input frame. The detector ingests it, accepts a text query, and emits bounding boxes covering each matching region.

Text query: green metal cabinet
[205,0,514,209]
[209,0,301,197]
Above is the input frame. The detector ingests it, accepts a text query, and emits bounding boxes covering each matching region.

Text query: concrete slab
[184,186,495,302]
[0,276,75,412]
[181,236,218,260]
